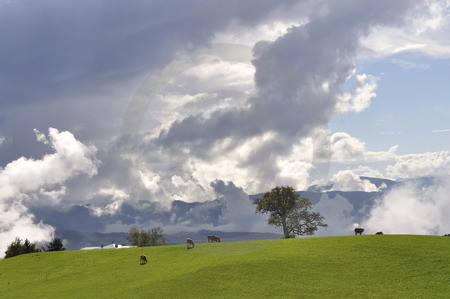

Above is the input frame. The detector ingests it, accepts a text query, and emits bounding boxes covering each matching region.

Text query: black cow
[354,228,364,235]
[140,254,147,265]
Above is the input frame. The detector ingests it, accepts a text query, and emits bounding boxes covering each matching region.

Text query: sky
[1,0,450,254]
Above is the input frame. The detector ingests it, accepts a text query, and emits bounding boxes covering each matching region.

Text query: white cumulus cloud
[331,170,379,192]
[336,73,378,113]
[386,151,450,178]
[330,132,366,162]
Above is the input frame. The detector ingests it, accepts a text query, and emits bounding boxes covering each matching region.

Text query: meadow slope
[1,235,449,298]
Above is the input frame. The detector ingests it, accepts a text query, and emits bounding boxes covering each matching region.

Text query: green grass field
[1,235,449,298]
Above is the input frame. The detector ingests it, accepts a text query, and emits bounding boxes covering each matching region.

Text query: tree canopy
[127,226,165,247]
[149,227,165,246]
[4,237,39,259]
[254,186,327,238]
[46,237,66,252]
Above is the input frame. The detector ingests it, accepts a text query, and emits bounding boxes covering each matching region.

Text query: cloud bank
[0,128,98,257]
[363,176,450,235]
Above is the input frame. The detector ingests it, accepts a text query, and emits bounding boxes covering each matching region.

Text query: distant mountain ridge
[32,176,435,249]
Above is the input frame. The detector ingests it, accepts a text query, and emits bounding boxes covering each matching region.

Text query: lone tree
[254,186,327,238]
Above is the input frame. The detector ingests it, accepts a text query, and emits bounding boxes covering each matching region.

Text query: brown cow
[354,228,364,235]
[375,231,383,235]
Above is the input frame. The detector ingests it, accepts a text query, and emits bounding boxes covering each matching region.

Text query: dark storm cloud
[0,0,298,107]
[0,0,301,165]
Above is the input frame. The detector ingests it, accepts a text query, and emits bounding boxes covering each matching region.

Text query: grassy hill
[1,235,449,298]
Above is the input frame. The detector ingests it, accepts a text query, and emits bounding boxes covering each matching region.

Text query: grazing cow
[186,238,195,249]
[140,254,147,265]
[354,228,364,235]
[443,234,450,237]
[207,235,221,242]
[375,231,383,235]
[208,236,220,243]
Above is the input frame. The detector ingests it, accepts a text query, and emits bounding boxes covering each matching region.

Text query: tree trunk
[281,216,290,238]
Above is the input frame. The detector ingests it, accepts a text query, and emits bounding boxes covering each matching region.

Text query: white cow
[186,238,195,249]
